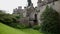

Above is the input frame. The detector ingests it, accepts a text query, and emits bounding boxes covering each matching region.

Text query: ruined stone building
[13,0,60,26]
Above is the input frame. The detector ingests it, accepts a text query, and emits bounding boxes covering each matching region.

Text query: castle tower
[27,0,33,7]
[37,0,44,7]
[13,8,18,14]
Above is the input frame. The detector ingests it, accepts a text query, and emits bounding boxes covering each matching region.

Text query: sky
[0,0,38,14]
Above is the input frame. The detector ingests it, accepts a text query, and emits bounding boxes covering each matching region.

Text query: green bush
[32,25,40,30]
[0,11,28,29]
[40,5,59,34]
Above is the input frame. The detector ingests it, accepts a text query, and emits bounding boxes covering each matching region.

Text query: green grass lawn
[0,23,43,34]
[0,23,26,34]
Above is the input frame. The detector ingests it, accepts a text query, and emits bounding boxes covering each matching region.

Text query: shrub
[40,5,59,34]
[32,25,40,30]
[0,11,27,29]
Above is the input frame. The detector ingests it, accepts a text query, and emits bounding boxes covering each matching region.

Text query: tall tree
[40,5,59,34]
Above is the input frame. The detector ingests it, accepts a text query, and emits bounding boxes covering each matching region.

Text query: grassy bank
[0,23,43,34]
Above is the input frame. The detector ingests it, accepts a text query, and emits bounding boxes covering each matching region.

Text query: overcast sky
[0,0,38,14]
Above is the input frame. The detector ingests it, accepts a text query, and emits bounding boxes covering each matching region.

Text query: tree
[40,5,59,34]
[0,10,28,29]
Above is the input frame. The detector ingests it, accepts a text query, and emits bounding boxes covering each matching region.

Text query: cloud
[0,0,37,14]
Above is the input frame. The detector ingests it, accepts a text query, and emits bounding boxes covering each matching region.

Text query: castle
[13,0,60,26]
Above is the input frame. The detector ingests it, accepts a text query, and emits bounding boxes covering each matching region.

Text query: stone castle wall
[13,0,60,26]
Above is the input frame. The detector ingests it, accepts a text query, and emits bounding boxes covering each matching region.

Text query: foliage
[0,10,28,29]
[40,5,59,34]
[32,25,40,30]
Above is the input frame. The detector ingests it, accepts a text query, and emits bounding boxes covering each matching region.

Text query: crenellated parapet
[37,0,58,7]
